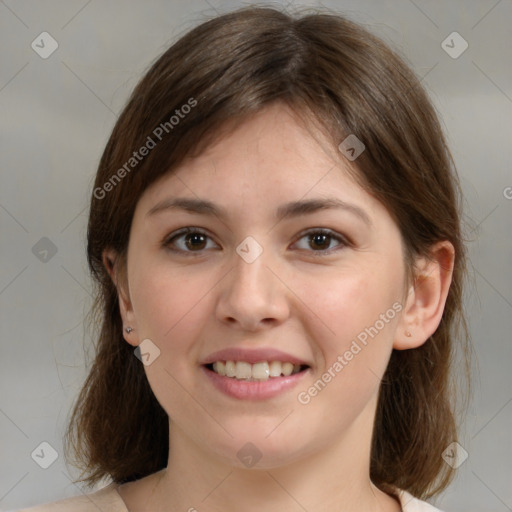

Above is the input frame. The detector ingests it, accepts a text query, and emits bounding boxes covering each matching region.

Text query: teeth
[235,361,252,379]
[212,361,226,376]
[269,361,282,377]
[225,360,236,377]
[210,360,305,381]
[252,362,270,379]
[281,362,294,376]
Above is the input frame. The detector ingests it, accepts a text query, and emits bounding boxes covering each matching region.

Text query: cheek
[130,258,207,339]
[295,272,401,432]
[305,265,402,352]
[129,263,213,416]
[301,266,402,409]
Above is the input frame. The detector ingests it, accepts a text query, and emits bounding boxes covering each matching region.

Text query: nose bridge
[230,239,274,301]
[216,236,288,328]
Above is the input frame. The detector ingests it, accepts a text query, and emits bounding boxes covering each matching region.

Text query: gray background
[1,0,511,510]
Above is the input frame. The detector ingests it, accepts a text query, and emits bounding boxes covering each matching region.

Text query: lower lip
[201,365,309,400]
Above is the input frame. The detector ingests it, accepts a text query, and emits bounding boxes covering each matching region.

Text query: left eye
[163,228,347,254]
[293,229,347,253]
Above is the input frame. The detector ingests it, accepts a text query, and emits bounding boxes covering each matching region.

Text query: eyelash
[162,227,351,257]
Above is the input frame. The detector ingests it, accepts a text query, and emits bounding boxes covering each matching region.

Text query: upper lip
[201,347,310,366]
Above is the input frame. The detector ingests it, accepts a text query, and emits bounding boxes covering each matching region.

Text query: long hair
[65,6,470,499]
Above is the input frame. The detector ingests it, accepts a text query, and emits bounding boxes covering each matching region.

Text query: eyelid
[162,226,351,255]
[291,227,351,255]
[162,227,218,253]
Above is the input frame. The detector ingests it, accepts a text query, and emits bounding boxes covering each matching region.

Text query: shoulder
[399,489,445,512]
[16,482,127,512]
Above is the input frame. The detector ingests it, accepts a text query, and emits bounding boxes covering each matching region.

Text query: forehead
[138,104,374,213]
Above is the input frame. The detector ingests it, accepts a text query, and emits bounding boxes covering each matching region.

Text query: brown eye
[308,233,333,251]
[184,232,207,250]
[293,229,348,255]
[163,228,218,253]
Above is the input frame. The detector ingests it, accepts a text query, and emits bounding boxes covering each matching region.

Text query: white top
[16,482,445,511]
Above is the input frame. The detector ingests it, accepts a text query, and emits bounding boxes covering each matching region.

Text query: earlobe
[394,241,455,350]
[102,248,139,347]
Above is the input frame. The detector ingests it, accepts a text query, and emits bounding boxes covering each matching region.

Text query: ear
[102,248,139,347]
[394,241,455,350]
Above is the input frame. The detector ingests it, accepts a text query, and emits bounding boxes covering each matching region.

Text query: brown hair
[65,5,470,500]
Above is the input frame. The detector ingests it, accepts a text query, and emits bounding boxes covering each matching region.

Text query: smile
[207,360,307,381]
[202,361,310,400]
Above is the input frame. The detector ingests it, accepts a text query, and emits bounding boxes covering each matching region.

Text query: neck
[145,396,400,512]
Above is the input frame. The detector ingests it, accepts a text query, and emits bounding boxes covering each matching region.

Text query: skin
[105,103,454,512]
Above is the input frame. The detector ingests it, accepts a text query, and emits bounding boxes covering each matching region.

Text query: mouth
[200,347,311,400]
[204,360,310,381]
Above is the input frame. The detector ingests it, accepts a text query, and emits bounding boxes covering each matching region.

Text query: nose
[215,244,290,331]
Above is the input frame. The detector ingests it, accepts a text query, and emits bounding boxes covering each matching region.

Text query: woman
[22,5,469,511]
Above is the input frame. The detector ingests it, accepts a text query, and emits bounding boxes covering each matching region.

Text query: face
[119,103,409,469]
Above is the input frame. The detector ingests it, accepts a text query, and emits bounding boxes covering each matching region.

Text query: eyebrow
[146,196,371,226]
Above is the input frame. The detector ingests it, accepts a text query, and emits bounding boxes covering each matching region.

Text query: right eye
[163,227,219,254]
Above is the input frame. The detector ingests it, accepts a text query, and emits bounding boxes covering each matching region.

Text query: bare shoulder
[399,490,445,512]
[17,482,127,512]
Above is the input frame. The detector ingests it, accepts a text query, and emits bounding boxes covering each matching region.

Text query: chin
[205,425,313,470]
